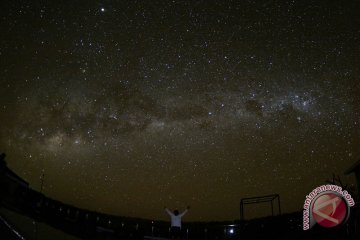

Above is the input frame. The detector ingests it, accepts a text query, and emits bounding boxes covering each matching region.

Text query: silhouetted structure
[1,153,360,239]
[345,158,360,197]
[240,194,281,221]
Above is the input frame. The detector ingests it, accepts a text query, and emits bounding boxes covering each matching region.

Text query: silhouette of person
[164,206,190,239]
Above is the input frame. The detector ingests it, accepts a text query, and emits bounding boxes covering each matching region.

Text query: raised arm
[179,206,190,217]
[164,207,173,217]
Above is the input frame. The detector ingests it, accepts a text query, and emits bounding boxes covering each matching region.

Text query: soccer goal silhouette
[240,194,281,220]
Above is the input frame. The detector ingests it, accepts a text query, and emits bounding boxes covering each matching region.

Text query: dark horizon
[1,0,359,221]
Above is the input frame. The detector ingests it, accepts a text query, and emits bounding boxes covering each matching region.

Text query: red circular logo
[312,193,347,228]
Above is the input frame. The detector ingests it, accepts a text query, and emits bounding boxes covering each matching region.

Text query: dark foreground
[1,205,360,240]
[1,154,360,239]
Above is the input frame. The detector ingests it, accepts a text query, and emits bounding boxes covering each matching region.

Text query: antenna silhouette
[40,172,45,193]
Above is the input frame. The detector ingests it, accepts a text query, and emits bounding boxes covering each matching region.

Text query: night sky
[1,0,359,221]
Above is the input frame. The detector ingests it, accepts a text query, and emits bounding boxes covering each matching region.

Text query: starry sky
[0,0,359,221]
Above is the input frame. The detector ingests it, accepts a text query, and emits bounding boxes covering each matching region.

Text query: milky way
[0,0,359,221]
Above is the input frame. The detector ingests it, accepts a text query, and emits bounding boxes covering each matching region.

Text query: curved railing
[1,153,359,239]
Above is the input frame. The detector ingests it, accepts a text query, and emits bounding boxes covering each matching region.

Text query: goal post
[240,194,281,220]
